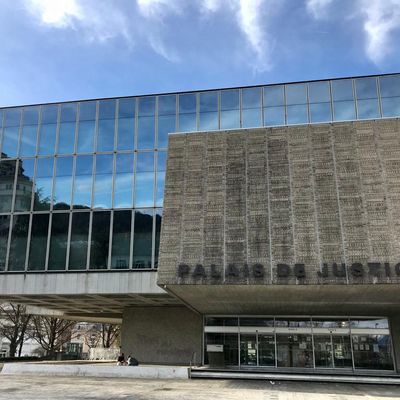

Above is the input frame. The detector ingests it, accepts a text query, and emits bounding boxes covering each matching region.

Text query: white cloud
[306,0,333,19]
[136,0,184,18]
[360,0,400,64]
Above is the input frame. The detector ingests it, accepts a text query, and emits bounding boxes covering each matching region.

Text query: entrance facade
[204,317,395,372]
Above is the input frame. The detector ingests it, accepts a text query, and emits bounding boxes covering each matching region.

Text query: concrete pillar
[121,306,202,365]
[390,316,400,373]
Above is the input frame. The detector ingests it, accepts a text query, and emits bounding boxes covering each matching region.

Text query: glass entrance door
[240,334,257,366]
[258,334,275,366]
[314,335,333,368]
[314,334,352,369]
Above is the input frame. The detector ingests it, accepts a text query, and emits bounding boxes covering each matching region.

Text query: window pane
[179,113,196,132]
[133,209,153,268]
[350,318,388,329]
[114,153,133,208]
[286,84,307,105]
[356,77,378,99]
[221,89,239,110]
[0,215,10,270]
[200,112,218,130]
[58,103,77,154]
[111,210,131,269]
[309,81,330,103]
[14,159,34,212]
[117,98,135,151]
[242,87,261,109]
[97,99,116,152]
[69,212,89,269]
[357,98,380,119]
[381,97,400,117]
[154,209,162,268]
[156,172,165,207]
[2,109,20,158]
[89,211,110,269]
[220,110,240,129]
[48,213,69,270]
[20,107,39,157]
[34,157,54,211]
[73,155,93,209]
[287,104,308,124]
[53,157,73,210]
[264,85,284,107]
[8,214,30,271]
[138,96,155,116]
[242,108,262,128]
[0,159,16,212]
[332,79,354,101]
[352,335,394,370]
[77,102,96,153]
[333,100,356,121]
[93,154,113,209]
[310,102,332,123]
[380,75,400,97]
[179,93,196,114]
[38,105,58,155]
[200,92,218,112]
[137,116,155,149]
[264,106,285,126]
[135,173,154,207]
[28,213,49,270]
[158,95,176,115]
[158,114,175,148]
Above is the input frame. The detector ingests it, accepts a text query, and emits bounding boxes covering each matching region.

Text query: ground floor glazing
[204,316,394,372]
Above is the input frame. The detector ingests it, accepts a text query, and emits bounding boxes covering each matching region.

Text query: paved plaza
[0,375,399,400]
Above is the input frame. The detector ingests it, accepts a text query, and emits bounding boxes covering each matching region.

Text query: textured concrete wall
[158,119,400,286]
[121,307,202,365]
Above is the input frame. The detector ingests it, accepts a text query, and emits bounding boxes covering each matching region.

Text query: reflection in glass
[69,212,89,270]
[381,97,400,117]
[114,153,134,208]
[97,99,116,152]
[333,335,352,368]
[156,152,166,207]
[240,334,257,366]
[0,215,10,270]
[48,213,69,270]
[205,317,238,326]
[132,209,153,268]
[332,79,353,101]
[111,210,131,269]
[8,214,30,271]
[117,98,135,151]
[286,84,307,105]
[220,89,240,129]
[34,157,54,211]
[53,157,73,210]
[137,116,155,149]
[242,108,261,128]
[200,112,218,130]
[357,99,380,119]
[138,96,155,116]
[309,81,330,103]
[0,159,16,212]
[77,101,96,153]
[350,318,388,329]
[220,109,240,129]
[179,93,197,132]
[287,104,308,124]
[28,213,49,270]
[73,155,93,209]
[314,335,333,368]
[135,153,154,207]
[19,107,39,157]
[158,115,175,148]
[242,87,261,109]
[379,75,400,97]
[264,85,284,107]
[310,102,332,123]
[258,334,276,366]
[205,333,239,366]
[154,209,162,267]
[93,154,113,209]
[2,109,21,158]
[352,335,394,370]
[333,100,356,121]
[200,92,218,130]
[240,318,274,326]
[355,77,378,99]
[90,211,110,269]
[264,106,285,126]
[58,103,77,154]
[158,95,176,115]
[179,113,196,132]
[14,159,34,212]
[38,105,58,155]
[276,334,313,368]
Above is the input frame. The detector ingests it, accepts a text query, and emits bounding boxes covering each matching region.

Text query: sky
[0,0,400,107]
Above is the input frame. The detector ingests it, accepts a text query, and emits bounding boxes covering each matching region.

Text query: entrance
[240,333,275,367]
[314,335,352,368]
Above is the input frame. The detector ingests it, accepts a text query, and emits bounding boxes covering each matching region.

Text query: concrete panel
[121,307,202,365]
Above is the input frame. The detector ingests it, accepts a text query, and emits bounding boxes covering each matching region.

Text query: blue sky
[1,0,400,107]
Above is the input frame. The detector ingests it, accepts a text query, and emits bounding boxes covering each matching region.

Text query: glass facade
[0,74,399,272]
[204,316,394,371]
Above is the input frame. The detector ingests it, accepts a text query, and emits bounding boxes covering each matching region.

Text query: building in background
[1,74,400,374]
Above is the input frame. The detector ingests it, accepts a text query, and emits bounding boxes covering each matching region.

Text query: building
[1,73,400,374]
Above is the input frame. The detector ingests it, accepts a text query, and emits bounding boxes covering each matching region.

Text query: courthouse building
[1,73,400,375]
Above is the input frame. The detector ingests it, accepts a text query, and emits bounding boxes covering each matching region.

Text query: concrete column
[390,316,400,373]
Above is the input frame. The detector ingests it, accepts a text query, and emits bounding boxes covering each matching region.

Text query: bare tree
[101,324,120,348]
[82,324,102,350]
[0,303,32,358]
[32,316,76,358]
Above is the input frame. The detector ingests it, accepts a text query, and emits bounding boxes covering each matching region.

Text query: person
[127,355,139,366]
[117,352,126,366]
